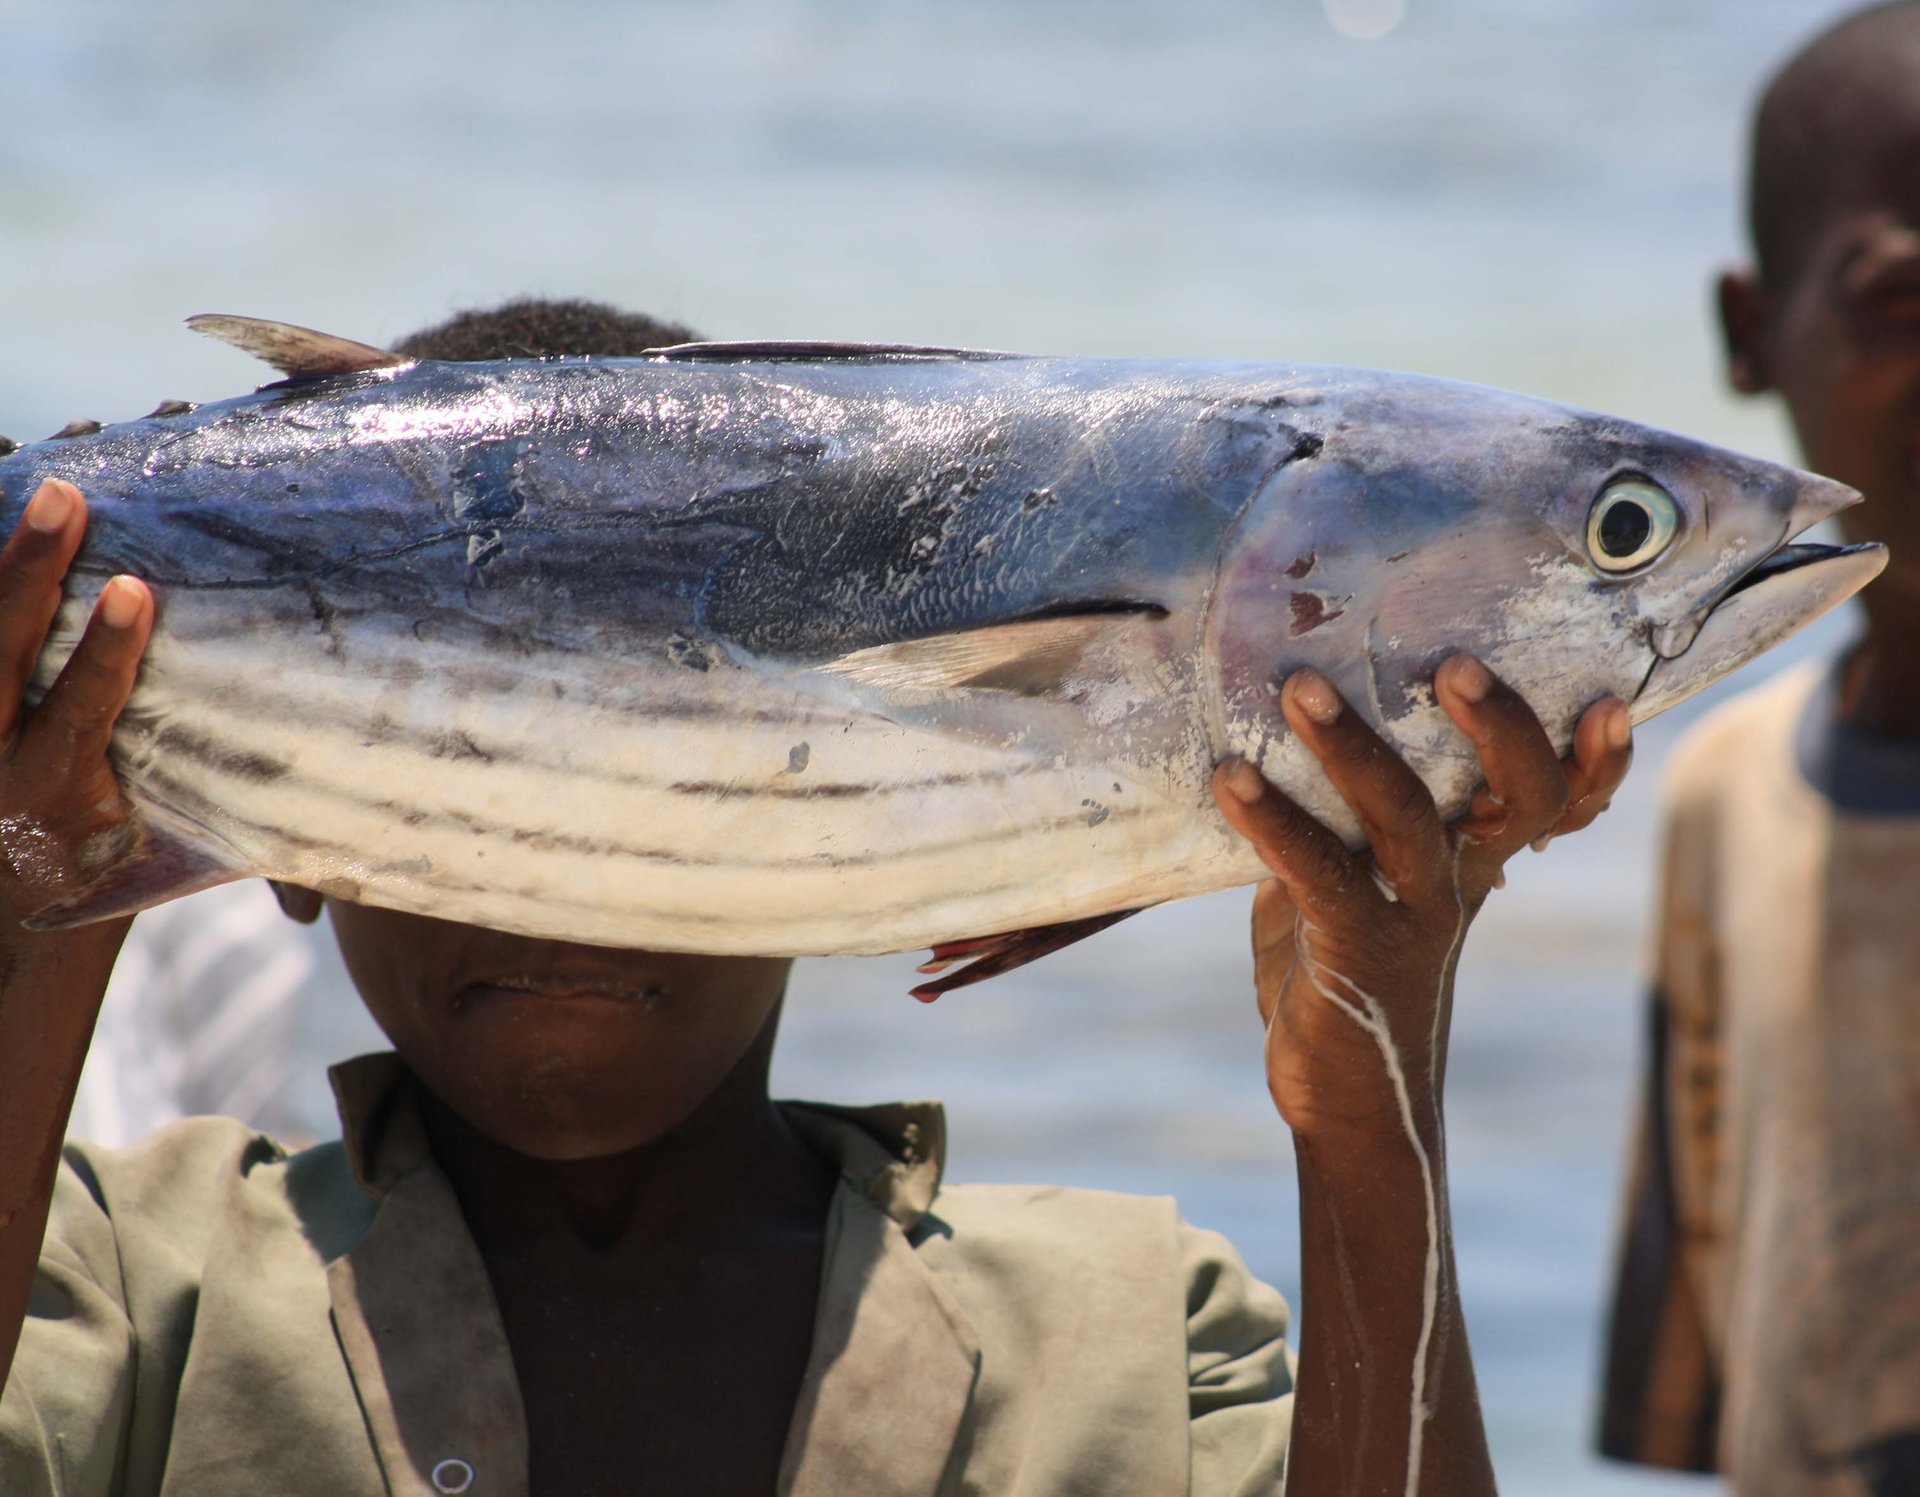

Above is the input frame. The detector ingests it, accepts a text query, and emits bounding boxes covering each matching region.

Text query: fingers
[1212,758,1372,927]
[1437,655,1570,869]
[1277,668,1453,907]
[21,576,154,774]
[0,481,88,740]
[1220,660,1636,935]
[1553,697,1633,840]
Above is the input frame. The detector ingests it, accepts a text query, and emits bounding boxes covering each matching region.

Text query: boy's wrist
[0,919,130,1008]
[1290,1105,1444,1190]
[1264,1006,1445,1153]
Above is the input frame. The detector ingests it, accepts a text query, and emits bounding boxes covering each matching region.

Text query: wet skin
[1721,140,1920,734]
[0,482,1633,1496]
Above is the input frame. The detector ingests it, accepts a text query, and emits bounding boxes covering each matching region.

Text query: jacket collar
[325,1054,977,1497]
[331,1051,432,1199]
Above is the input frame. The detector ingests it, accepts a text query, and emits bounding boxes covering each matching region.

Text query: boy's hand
[0,482,157,1394]
[0,479,154,933]
[1211,655,1633,1146]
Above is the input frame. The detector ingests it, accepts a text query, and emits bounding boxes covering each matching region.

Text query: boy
[0,353,1632,1492]
[1600,5,1920,1492]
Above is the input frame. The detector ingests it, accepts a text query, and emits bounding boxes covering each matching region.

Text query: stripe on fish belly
[107,632,1258,955]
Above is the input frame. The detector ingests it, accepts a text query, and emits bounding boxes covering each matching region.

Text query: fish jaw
[1633,539,1887,722]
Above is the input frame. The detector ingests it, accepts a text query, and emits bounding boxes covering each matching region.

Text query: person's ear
[268,880,324,924]
[1718,266,1774,395]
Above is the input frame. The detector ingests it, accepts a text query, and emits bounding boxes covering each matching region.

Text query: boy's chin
[393,978,788,1163]
[422,1052,718,1161]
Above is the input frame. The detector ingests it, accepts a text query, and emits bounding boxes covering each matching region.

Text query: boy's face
[1721,147,1920,602]
[319,897,794,1160]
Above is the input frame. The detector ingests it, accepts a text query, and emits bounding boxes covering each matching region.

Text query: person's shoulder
[919,1182,1184,1298]
[917,1183,1292,1447]
[1659,663,1819,815]
[920,1182,1286,1332]
[921,1180,1181,1267]
[58,1118,363,1262]
[65,1114,296,1200]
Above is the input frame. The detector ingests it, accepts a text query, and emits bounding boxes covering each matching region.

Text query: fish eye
[1586,479,1680,573]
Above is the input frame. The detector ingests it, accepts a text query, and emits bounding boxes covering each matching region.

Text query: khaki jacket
[4,1054,1292,1495]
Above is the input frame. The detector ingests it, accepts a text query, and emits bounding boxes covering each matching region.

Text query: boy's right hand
[0,482,157,1394]
[0,479,154,934]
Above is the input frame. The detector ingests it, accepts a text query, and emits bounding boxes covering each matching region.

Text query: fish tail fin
[909,908,1145,1000]
[24,808,248,929]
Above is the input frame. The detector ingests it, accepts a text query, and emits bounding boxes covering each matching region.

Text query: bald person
[1600,7,1920,1493]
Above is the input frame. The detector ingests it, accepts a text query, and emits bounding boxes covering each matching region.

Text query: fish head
[1204,369,1887,831]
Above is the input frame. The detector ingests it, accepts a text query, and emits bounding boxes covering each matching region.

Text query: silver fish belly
[0,328,1885,963]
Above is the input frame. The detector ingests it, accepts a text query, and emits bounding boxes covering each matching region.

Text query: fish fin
[186,314,410,378]
[909,909,1144,999]
[815,607,1165,696]
[649,340,1019,363]
[22,812,247,929]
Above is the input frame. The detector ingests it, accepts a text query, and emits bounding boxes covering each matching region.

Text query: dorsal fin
[647,340,1020,364]
[814,606,1165,696]
[186,314,409,378]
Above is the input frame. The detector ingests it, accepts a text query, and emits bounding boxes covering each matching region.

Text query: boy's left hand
[1211,655,1633,1148]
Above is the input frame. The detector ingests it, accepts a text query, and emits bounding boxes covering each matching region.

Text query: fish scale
[0,317,1885,984]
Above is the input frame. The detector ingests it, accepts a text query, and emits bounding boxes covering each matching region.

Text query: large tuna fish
[0,317,1885,989]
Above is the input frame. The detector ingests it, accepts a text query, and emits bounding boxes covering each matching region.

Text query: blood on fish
[1288,591,1345,635]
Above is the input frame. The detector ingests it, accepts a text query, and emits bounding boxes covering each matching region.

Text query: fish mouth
[1721,541,1862,599]
[1634,539,1888,722]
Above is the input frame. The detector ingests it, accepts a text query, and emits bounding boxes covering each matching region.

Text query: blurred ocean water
[1,1,1874,1487]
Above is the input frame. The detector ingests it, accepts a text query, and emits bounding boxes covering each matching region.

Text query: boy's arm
[0,481,155,1392]
[1213,660,1633,1494]
[1595,986,1719,1472]
[1598,797,1724,1472]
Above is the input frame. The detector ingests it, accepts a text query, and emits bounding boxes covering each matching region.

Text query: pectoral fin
[23,811,248,930]
[186,314,409,379]
[909,908,1144,999]
[816,607,1165,696]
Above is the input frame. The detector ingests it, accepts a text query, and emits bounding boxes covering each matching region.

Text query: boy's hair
[393,298,702,361]
[1750,0,1920,285]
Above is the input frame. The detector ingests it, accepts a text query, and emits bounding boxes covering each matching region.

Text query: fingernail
[1223,758,1265,803]
[26,480,76,534]
[98,577,141,629]
[1530,833,1554,853]
[1444,654,1491,703]
[1289,669,1341,725]
[1605,704,1632,751]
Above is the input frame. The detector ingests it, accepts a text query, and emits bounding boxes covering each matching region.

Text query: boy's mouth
[454,973,669,1008]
